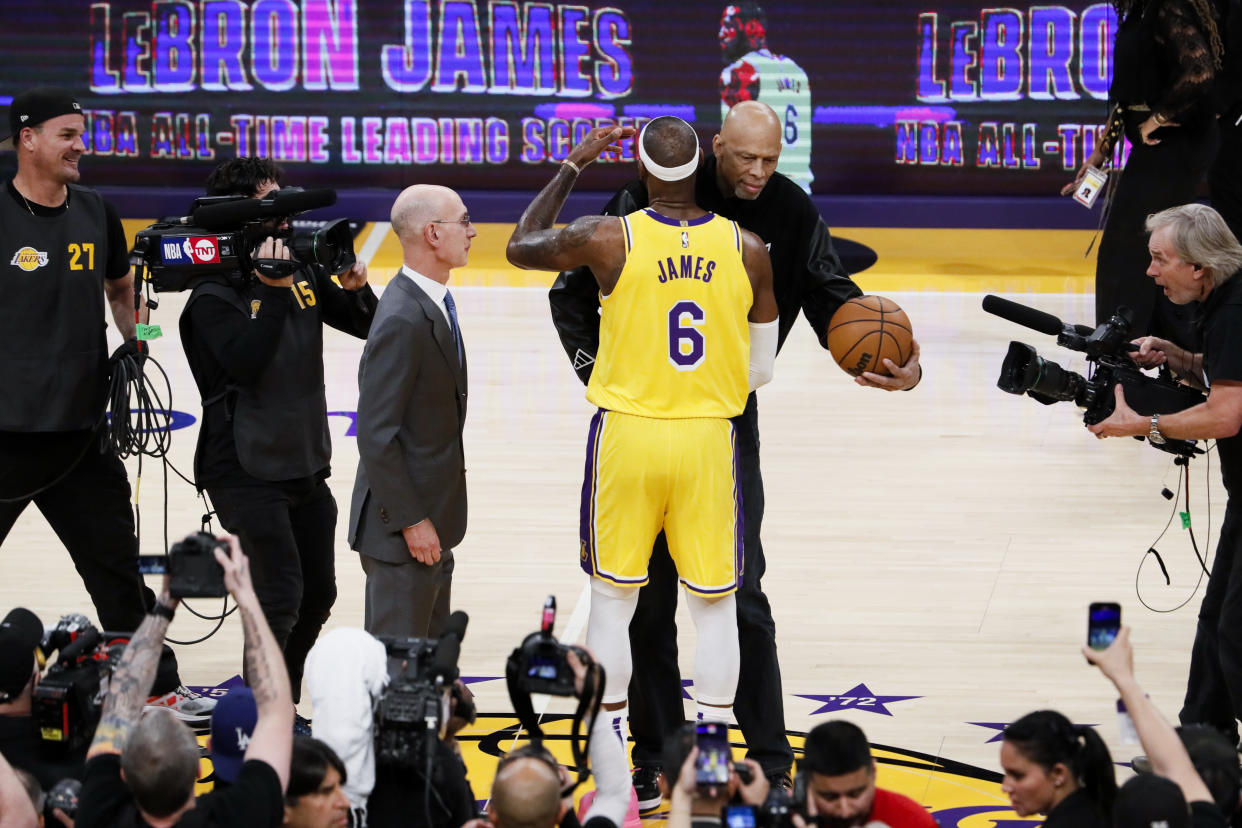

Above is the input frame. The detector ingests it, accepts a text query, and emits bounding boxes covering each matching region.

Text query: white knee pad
[587,579,641,703]
[686,591,739,707]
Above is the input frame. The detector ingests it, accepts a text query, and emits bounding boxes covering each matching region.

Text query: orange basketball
[826,295,913,377]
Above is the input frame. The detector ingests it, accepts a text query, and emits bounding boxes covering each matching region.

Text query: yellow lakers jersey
[586,209,752,418]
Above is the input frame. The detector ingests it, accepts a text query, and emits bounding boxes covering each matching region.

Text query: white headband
[637,124,700,182]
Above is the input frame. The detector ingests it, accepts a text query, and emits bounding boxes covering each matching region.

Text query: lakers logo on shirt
[10,247,48,272]
[250,299,262,319]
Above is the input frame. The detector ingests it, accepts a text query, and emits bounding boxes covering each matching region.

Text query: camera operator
[179,157,377,708]
[475,650,632,828]
[0,613,85,790]
[1089,203,1242,745]
[75,535,293,828]
[302,625,476,828]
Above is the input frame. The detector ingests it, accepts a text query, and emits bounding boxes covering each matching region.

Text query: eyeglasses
[430,216,473,227]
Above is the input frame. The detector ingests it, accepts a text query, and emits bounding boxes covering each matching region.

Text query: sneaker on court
[632,764,663,812]
[293,713,313,737]
[145,685,217,726]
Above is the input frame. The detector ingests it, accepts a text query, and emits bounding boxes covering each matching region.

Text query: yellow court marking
[121,220,1097,293]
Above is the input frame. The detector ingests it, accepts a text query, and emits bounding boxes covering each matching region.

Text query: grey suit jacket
[348,275,468,564]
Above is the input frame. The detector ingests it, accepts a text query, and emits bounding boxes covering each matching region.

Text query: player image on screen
[718,3,813,194]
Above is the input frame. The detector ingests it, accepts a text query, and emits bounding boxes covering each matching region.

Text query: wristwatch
[1149,414,1167,445]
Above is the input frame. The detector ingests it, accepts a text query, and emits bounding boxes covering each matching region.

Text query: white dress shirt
[399,265,451,327]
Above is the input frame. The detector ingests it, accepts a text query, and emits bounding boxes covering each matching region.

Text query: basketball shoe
[632,764,663,811]
[145,685,217,726]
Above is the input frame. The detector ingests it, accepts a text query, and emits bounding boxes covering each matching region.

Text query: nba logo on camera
[160,237,192,264]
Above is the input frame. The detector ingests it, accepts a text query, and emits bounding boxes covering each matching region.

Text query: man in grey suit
[349,184,474,638]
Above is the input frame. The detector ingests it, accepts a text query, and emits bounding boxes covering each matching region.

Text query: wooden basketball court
[2,225,1216,824]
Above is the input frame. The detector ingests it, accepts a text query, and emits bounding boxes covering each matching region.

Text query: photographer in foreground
[480,649,631,828]
[75,536,293,828]
[1089,203,1242,745]
[1084,627,1223,825]
[0,611,86,789]
[180,157,377,709]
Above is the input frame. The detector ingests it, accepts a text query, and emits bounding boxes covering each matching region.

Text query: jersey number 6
[668,300,705,371]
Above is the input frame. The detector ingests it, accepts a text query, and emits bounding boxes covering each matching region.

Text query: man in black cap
[0,608,86,790]
[0,87,212,724]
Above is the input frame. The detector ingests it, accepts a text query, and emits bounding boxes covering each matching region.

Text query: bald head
[390,183,474,280]
[713,101,782,199]
[391,184,457,242]
[720,101,781,146]
[489,757,562,828]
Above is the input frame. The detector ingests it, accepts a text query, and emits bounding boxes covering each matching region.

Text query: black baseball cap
[1112,774,1190,828]
[1,87,83,150]
[0,607,43,703]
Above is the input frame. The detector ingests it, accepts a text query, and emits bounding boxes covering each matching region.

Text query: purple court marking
[968,721,1098,744]
[185,674,245,699]
[812,105,957,127]
[932,806,1036,827]
[460,676,503,686]
[533,103,617,120]
[795,682,920,717]
[681,679,694,700]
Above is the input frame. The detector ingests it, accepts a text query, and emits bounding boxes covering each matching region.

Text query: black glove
[109,338,143,364]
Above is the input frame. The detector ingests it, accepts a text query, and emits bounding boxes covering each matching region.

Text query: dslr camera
[509,596,592,696]
[32,614,123,754]
[984,295,1205,457]
[372,612,468,769]
[137,532,228,599]
[130,186,357,293]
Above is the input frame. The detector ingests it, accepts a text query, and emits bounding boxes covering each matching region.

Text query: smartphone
[1087,602,1121,650]
[695,722,731,787]
[724,805,757,828]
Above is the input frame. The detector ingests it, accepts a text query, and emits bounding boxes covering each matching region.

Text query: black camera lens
[289,218,356,276]
[997,341,1085,403]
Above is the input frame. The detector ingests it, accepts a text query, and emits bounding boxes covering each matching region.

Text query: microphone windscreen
[982,294,1064,337]
[440,611,469,644]
[191,198,265,231]
[267,187,336,215]
[431,635,461,679]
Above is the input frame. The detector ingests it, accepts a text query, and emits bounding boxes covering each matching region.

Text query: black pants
[628,393,793,776]
[0,429,179,695]
[208,478,338,703]
[1210,114,1242,244]
[1181,498,1242,744]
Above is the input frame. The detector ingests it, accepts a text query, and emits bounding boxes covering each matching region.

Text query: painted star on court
[968,721,1097,743]
[795,683,920,716]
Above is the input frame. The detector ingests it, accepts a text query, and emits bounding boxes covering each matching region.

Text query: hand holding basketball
[826,296,920,390]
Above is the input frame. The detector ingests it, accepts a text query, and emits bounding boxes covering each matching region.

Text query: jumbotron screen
[0,1,1117,196]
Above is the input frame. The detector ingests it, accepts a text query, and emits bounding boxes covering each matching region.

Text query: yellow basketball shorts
[579,409,742,595]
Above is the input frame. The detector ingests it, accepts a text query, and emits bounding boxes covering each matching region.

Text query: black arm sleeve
[548,184,648,384]
[798,214,864,349]
[189,284,291,386]
[312,266,379,338]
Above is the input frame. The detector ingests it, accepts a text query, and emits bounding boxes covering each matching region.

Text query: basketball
[826,295,914,377]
